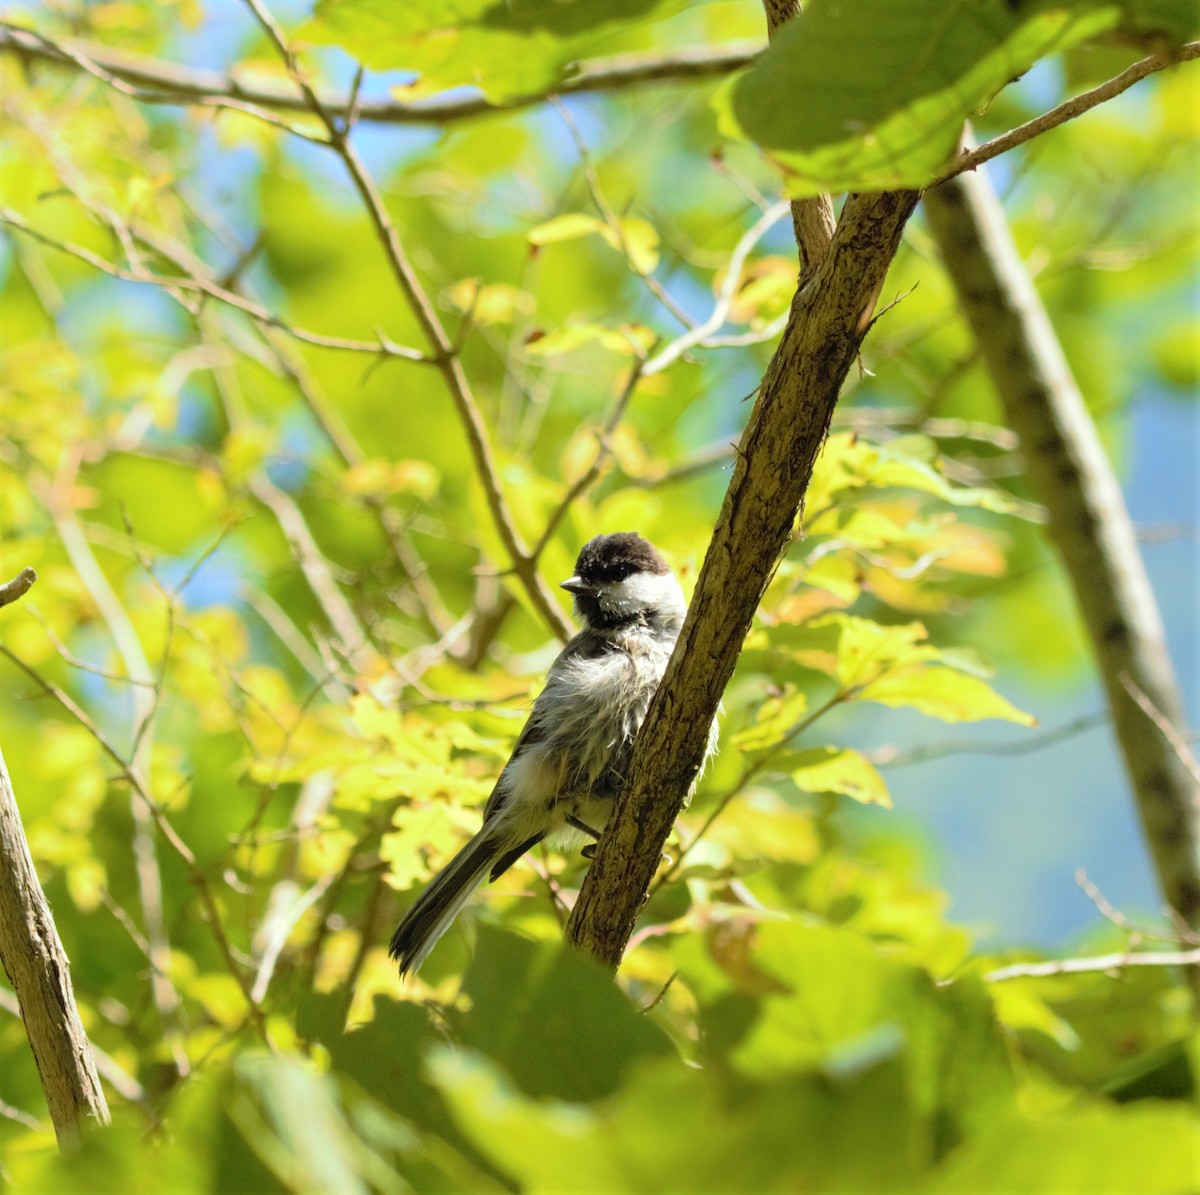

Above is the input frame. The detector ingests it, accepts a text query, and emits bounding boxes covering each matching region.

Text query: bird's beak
[559,576,592,595]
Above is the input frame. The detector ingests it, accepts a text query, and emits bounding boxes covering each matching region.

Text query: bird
[388,531,714,976]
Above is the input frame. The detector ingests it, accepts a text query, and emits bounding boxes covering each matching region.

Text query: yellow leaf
[790,746,892,807]
[732,688,809,752]
[381,804,468,890]
[710,790,821,863]
[856,666,1036,725]
[598,217,661,274]
[445,279,533,325]
[528,213,603,244]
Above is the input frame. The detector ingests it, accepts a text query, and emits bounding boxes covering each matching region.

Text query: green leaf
[856,665,1036,725]
[427,1049,626,1192]
[715,0,1195,194]
[454,927,676,1101]
[789,745,892,807]
[302,0,690,103]
[929,1104,1200,1194]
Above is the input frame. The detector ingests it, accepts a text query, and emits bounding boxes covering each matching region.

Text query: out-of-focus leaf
[524,321,654,357]
[716,0,1196,194]
[730,686,809,751]
[454,927,676,1101]
[788,745,892,807]
[928,1104,1200,1193]
[302,0,691,102]
[856,664,1036,725]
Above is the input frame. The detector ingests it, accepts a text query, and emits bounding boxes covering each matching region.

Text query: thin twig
[933,43,1200,186]
[530,354,650,560]
[44,450,189,1077]
[1075,867,1200,945]
[1121,671,1200,788]
[0,207,429,362]
[241,0,573,642]
[250,874,337,1004]
[0,647,265,1031]
[653,688,849,893]
[984,946,1200,983]
[551,96,696,330]
[0,24,760,125]
[867,712,1106,768]
[642,200,791,376]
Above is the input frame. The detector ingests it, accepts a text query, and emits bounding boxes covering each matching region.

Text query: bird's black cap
[572,532,669,583]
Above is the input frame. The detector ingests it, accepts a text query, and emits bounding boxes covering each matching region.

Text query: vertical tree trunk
[923,170,1200,973]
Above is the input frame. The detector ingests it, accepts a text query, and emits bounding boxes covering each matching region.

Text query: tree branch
[241,0,574,642]
[933,42,1200,186]
[923,166,1200,1000]
[0,570,110,1147]
[0,567,37,609]
[0,23,759,126]
[984,947,1200,984]
[0,206,429,363]
[566,185,919,967]
[762,0,835,282]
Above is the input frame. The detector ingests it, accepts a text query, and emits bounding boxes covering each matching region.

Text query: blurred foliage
[0,0,1196,1189]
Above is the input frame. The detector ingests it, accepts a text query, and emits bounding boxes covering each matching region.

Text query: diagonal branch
[567,186,919,967]
[933,42,1200,185]
[0,568,37,608]
[241,0,573,642]
[0,23,759,126]
[0,206,429,363]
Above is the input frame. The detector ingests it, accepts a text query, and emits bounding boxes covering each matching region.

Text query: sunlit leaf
[716,0,1196,194]
[302,0,691,102]
[789,745,892,807]
[856,664,1036,725]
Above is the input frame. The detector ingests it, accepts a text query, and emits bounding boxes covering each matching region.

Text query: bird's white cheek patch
[601,571,685,616]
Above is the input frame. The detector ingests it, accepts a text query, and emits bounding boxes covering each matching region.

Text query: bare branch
[924,165,1200,995]
[985,946,1200,984]
[0,207,429,363]
[933,43,1200,186]
[567,183,920,968]
[0,23,759,126]
[0,568,37,609]
[643,200,791,376]
[240,0,573,642]
[0,987,143,1105]
[1121,672,1200,788]
[1076,867,1200,945]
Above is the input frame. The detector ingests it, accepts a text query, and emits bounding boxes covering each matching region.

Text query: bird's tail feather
[388,831,500,976]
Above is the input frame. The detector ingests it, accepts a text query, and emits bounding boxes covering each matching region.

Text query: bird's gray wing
[480,629,610,822]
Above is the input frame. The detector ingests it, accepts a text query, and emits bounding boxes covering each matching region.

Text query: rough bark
[923,171,1200,965]
[0,741,110,1146]
[565,187,918,968]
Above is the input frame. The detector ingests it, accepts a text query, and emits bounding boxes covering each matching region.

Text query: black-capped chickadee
[389,531,715,976]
